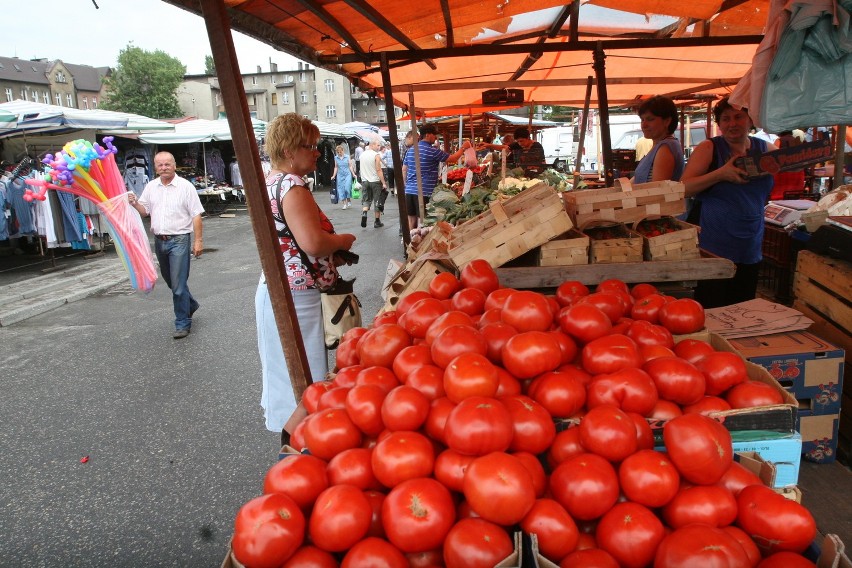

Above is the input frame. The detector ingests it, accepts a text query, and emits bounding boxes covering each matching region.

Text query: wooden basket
[448,182,573,268]
[406,221,452,261]
[583,221,643,264]
[382,258,453,312]
[563,178,685,227]
[635,216,700,261]
[537,228,589,266]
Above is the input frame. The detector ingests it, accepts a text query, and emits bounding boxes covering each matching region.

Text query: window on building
[379,103,385,111]
[4,88,12,102]
[55,93,62,106]
[313,92,317,103]
[31,90,39,102]
[300,91,307,103]
[363,100,368,107]
[283,92,290,104]
[66,94,73,107]
[300,72,306,82]
[92,97,97,108]
[55,71,66,83]
[83,96,89,109]
[42,92,49,104]
[326,105,336,118]
[252,76,257,85]
[271,93,277,105]
[324,79,334,92]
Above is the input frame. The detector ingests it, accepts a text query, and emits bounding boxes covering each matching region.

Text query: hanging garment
[124,167,149,196]
[70,212,91,250]
[7,177,36,235]
[230,161,243,187]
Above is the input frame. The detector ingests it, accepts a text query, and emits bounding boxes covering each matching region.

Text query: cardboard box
[798,410,840,464]
[731,432,802,488]
[727,331,845,414]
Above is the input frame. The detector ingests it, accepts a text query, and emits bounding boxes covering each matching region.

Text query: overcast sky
[6,0,302,75]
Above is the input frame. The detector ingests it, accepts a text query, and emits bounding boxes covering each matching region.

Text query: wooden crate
[635,217,700,261]
[448,182,573,268]
[584,221,644,264]
[406,221,452,261]
[538,228,589,266]
[563,179,685,227]
[382,258,453,312]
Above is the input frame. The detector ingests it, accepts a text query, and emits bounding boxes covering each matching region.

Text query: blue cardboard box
[798,410,840,463]
[730,431,802,488]
[727,331,845,414]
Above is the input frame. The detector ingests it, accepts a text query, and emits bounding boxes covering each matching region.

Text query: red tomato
[501,290,554,332]
[683,395,732,415]
[658,298,705,334]
[654,524,752,568]
[358,324,413,368]
[309,485,372,552]
[302,408,362,461]
[596,502,665,568]
[555,280,590,306]
[630,282,659,299]
[334,338,361,369]
[484,288,517,311]
[263,454,329,510]
[502,330,562,379]
[326,447,382,490]
[630,293,668,324]
[395,290,432,315]
[586,367,659,416]
[373,310,399,326]
[341,326,369,344]
[512,451,547,497]
[663,413,733,485]
[381,385,431,431]
[444,396,514,456]
[673,338,715,364]
[316,386,350,410]
[404,364,445,400]
[302,380,335,414]
[451,286,487,315]
[406,549,445,568]
[459,259,501,295]
[737,484,816,555]
[695,351,749,396]
[757,552,818,567]
[355,365,400,392]
[382,477,456,553]
[443,352,499,402]
[549,453,619,521]
[717,460,764,497]
[528,370,588,418]
[500,394,557,454]
[430,323,488,369]
[618,449,680,508]
[642,356,706,405]
[626,319,675,348]
[629,411,656,450]
[401,297,447,339]
[597,278,630,295]
[726,380,785,408]
[560,548,619,568]
[581,334,642,375]
[546,426,585,468]
[429,271,462,300]
[723,525,762,566]
[549,330,579,365]
[333,366,362,389]
[424,396,455,444]
[649,399,684,421]
[423,310,475,345]
[289,416,309,451]
[232,493,305,568]
[663,484,738,528]
[371,430,435,487]
[578,405,637,462]
[464,452,536,525]
[558,302,613,343]
[641,344,677,361]
[345,384,388,437]
[280,546,337,568]
[580,291,628,323]
[341,537,408,568]
[443,518,514,568]
[495,367,523,397]
[520,498,579,562]
[480,321,518,365]
[434,448,477,492]
[392,344,434,382]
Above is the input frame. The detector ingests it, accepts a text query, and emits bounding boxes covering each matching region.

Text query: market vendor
[632,95,684,184]
[681,96,774,309]
[507,127,546,176]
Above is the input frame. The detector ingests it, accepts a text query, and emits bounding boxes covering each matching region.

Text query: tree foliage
[543,105,576,123]
[204,55,216,76]
[101,44,186,118]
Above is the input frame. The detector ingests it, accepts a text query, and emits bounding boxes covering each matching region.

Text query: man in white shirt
[359,137,388,228]
[128,152,205,339]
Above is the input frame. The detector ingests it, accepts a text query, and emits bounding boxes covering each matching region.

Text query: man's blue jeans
[154,234,198,331]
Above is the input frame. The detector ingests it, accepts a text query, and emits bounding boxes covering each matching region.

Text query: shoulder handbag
[275,177,361,349]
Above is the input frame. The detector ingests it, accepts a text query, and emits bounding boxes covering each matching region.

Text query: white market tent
[137,117,266,144]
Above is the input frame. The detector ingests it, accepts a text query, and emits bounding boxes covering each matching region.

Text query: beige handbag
[320,278,361,349]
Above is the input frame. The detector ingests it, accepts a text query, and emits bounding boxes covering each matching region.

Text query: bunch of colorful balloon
[25,137,158,291]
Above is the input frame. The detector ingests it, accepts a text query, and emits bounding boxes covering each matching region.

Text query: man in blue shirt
[402,124,470,230]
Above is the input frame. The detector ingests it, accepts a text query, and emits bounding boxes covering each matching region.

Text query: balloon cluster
[24,137,158,292]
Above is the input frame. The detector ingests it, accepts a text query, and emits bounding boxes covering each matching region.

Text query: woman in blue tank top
[682,97,774,308]
[632,95,685,184]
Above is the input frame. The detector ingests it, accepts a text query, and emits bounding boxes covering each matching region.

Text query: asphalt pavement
[0,186,406,567]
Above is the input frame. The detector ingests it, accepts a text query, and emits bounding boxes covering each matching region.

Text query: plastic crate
[762,224,793,266]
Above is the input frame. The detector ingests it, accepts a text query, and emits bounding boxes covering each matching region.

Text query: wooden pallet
[538,228,589,266]
[793,250,852,461]
[563,179,686,227]
[638,218,700,261]
[448,182,573,268]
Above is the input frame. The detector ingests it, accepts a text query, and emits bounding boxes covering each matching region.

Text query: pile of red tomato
[230,260,816,568]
